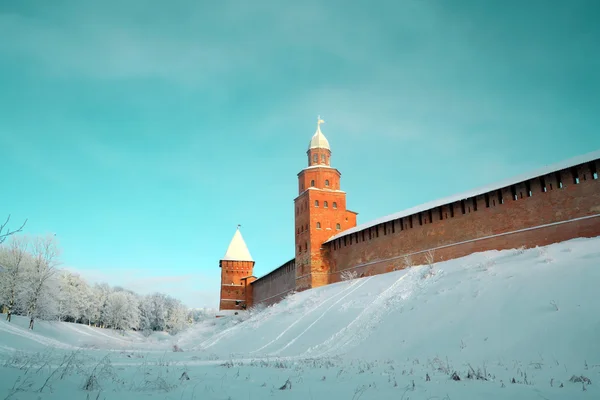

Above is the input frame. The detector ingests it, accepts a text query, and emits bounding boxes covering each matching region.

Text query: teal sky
[1,0,599,308]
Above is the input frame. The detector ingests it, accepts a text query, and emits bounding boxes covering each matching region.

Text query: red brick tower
[294,117,358,290]
[219,226,256,311]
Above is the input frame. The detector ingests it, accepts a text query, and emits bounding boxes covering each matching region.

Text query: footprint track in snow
[249,279,365,354]
[268,276,373,356]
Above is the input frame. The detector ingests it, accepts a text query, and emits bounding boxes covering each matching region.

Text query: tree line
[0,231,213,333]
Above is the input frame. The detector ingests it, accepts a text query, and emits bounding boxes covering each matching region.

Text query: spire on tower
[309,115,330,150]
[222,226,253,261]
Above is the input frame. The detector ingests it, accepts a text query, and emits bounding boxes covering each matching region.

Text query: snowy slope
[1,237,599,399]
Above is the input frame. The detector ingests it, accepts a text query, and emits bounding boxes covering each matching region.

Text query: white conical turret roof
[308,116,330,150]
[222,226,254,262]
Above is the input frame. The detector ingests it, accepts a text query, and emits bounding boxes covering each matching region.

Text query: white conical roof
[222,227,253,262]
[308,117,330,150]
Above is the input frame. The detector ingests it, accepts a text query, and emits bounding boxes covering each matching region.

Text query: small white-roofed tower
[219,225,255,311]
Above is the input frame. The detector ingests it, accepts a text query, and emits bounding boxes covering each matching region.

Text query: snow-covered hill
[1,237,599,399]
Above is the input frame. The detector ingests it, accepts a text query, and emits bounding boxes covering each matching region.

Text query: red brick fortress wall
[251,259,296,307]
[327,159,600,282]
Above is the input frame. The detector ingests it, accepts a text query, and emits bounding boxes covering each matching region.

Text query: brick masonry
[327,161,600,282]
[239,142,600,311]
[251,259,295,306]
[219,260,254,311]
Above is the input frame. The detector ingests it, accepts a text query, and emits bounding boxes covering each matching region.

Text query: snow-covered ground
[1,237,599,399]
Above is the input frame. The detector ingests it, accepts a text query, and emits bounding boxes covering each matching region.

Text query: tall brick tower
[219,226,256,311]
[294,117,357,291]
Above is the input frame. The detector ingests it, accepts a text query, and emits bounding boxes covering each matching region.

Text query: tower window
[304,242,307,251]
[324,201,328,208]
[321,154,326,162]
[313,154,318,163]
[315,200,319,207]
[310,180,315,187]
[332,202,337,209]
[336,223,341,230]
[298,245,301,253]
[316,222,321,229]
[325,179,330,187]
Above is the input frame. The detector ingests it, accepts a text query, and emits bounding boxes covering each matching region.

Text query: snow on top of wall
[251,258,295,283]
[325,149,600,243]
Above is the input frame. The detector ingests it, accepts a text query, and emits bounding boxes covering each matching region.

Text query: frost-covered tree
[148,292,169,331]
[189,307,217,322]
[81,285,100,326]
[56,271,89,322]
[104,291,140,332]
[1,231,192,334]
[93,283,112,328]
[0,236,29,322]
[22,235,60,330]
[165,296,190,334]
[138,295,155,334]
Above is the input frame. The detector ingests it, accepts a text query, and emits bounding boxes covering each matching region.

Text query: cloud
[0,13,231,85]
[0,1,443,86]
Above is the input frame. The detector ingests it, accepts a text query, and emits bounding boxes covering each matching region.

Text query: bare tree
[25,235,60,330]
[422,249,436,279]
[0,215,27,244]
[0,236,29,322]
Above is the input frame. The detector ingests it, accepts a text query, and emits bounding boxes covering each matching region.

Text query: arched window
[324,201,328,208]
[321,154,326,162]
[336,223,341,230]
[310,180,315,187]
[314,200,319,207]
[298,245,301,253]
[325,179,330,187]
[304,242,308,251]
[313,154,318,163]
[333,202,337,209]
[316,222,321,229]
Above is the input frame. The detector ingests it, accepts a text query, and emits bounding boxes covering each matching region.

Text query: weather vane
[317,115,324,126]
